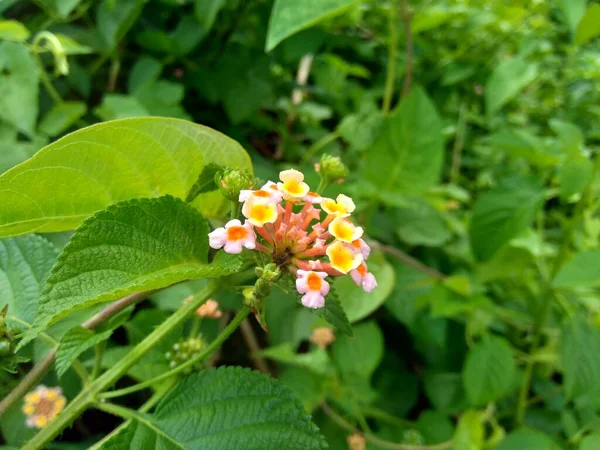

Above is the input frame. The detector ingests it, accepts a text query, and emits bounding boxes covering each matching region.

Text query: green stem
[23,282,220,450]
[362,406,415,428]
[382,0,399,114]
[230,201,240,220]
[91,341,106,381]
[316,179,328,194]
[99,306,250,400]
[300,131,340,165]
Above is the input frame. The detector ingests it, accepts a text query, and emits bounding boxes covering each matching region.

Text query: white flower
[208,219,256,254]
[350,262,377,292]
[277,169,310,198]
[328,217,364,243]
[321,194,355,217]
[296,270,330,308]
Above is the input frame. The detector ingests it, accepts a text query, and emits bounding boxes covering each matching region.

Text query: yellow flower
[23,386,66,429]
[326,241,363,274]
[321,194,355,217]
[328,217,363,243]
[277,169,310,199]
[242,198,278,226]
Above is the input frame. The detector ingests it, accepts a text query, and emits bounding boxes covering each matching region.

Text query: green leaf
[453,410,485,450]
[485,57,537,115]
[0,117,252,237]
[424,372,467,413]
[558,156,593,200]
[55,326,113,378]
[96,0,148,52]
[333,250,395,323]
[194,0,226,35]
[0,42,39,135]
[23,196,243,346]
[462,335,516,406]
[394,199,451,247]
[469,177,544,261]
[266,0,358,51]
[0,354,29,374]
[495,428,560,450]
[550,119,585,156]
[0,20,30,42]
[331,321,384,379]
[0,235,58,326]
[364,86,444,196]
[575,5,600,45]
[561,317,600,399]
[553,250,600,288]
[486,128,560,167]
[580,434,600,450]
[105,366,328,449]
[38,101,87,137]
[560,0,586,37]
[311,288,352,336]
[93,94,149,121]
[54,33,93,55]
[259,343,332,375]
[186,163,222,202]
[128,57,162,94]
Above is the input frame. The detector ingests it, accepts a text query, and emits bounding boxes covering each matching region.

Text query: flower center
[331,219,354,241]
[227,226,248,241]
[36,399,55,416]
[253,190,271,198]
[284,180,304,195]
[307,272,322,290]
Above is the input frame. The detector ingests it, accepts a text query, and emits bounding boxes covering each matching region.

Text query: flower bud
[215,169,255,201]
[0,339,13,357]
[316,155,348,184]
[402,429,424,446]
[347,433,366,450]
[255,263,281,283]
[165,337,205,374]
[310,327,335,350]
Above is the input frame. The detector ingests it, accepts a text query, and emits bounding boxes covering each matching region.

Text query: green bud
[0,339,13,357]
[0,317,6,336]
[242,287,259,309]
[255,263,280,283]
[402,430,424,446]
[317,154,349,184]
[215,169,255,201]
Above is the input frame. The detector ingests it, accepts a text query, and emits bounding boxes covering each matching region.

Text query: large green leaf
[364,86,444,196]
[553,250,600,288]
[561,317,600,400]
[462,335,516,406]
[580,434,600,450]
[0,20,30,42]
[485,56,537,115]
[96,0,148,52]
[0,235,58,326]
[266,0,358,51]
[0,117,252,237]
[0,42,39,135]
[469,177,544,261]
[560,0,586,38]
[575,4,600,46]
[495,428,560,450]
[101,366,328,449]
[23,196,242,345]
[331,321,384,380]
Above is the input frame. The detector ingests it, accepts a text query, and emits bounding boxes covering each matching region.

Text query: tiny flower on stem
[208,219,256,254]
[207,164,377,312]
[310,327,335,349]
[23,386,66,428]
[196,299,222,318]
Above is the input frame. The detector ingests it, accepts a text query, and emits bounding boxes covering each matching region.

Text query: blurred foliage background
[2,0,600,449]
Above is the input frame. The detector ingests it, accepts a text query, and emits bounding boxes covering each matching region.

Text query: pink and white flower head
[350,262,378,292]
[296,270,330,308]
[208,169,377,310]
[23,385,66,428]
[208,219,256,254]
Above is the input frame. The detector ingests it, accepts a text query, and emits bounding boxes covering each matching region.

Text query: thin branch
[401,0,413,99]
[321,402,452,450]
[382,0,399,114]
[240,318,270,374]
[450,101,467,184]
[0,292,148,418]
[371,241,446,280]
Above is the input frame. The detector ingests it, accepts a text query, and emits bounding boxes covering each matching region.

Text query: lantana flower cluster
[209,169,377,309]
[22,385,66,428]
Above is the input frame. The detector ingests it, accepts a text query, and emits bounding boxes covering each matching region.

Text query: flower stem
[22,282,219,450]
[382,0,399,114]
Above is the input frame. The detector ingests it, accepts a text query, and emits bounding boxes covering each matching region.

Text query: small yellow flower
[277,169,310,199]
[242,198,278,226]
[310,327,335,349]
[328,217,363,243]
[326,241,363,274]
[321,194,355,217]
[22,386,66,429]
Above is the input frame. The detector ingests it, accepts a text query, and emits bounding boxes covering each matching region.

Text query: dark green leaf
[575,5,600,46]
[55,326,114,377]
[185,163,222,202]
[561,317,600,399]
[495,428,560,450]
[38,101,87,137]
[96,0,148,52]
[311,288,352,336]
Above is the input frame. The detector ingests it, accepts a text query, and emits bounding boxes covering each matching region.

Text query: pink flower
[350,262,377,292]
[351,238,371,260]
[208,219,256,254]
[296,270,330,308]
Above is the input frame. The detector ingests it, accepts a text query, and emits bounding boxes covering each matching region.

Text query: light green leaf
[550,119,585,156]
[331,321,384,379]
[103,366,328,449]
[38,101,87,137]
[553,250,600,288]
[23,196,243,345]
[580,434,600,450]
[0,42,39,135]
[561,317,600,399]
[0,117,252,237]
[495,428,560,450]
[559,156,593,200]
[185,163,221,202]
[0,235,58,326]
[469,177,544,261]
[560,0,586,37]
[0,20,30,42]
[55,326,113,378]
[364,86,444,196]
[395,199,451,247]
[453,410,485,450]
[575,5,600,45]
[462,335,516,406]
[96,0,148,52]
[266,0,358,51]
[259,343,332,375]
[486,128,560,167]
[485,57,537,115]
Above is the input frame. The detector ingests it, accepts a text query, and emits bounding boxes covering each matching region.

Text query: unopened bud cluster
[0,305,15,357]
[165,337,205,374]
